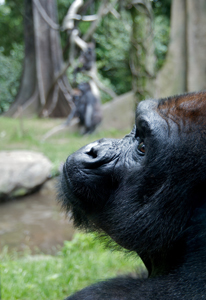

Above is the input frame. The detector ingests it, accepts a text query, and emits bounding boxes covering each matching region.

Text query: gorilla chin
[59,91,206,300]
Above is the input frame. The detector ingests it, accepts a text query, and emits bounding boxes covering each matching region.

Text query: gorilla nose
[75,139,119,168]
[86,145,98,159]
[84,141,99,159]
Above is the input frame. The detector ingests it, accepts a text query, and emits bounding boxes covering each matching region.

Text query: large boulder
[0,151,52,198]
[100,91,136,131]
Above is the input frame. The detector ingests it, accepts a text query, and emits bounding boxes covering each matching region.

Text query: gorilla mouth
[60,158,114,216]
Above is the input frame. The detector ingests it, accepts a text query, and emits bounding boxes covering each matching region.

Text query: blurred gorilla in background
[67,81,102,134]
[73,43,96,76]
[60,91,206,299]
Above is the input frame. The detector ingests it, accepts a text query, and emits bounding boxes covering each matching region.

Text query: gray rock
[100,91,136,131]
[0,151,52,198]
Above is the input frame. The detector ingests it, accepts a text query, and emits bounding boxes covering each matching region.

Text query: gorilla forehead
[135,99,179,146]
[137,96,206,146]
[136,98,158,125]
[135,99,167,138]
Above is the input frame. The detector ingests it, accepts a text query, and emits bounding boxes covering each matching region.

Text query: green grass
[1,233,144,300]
[0,117,129,174]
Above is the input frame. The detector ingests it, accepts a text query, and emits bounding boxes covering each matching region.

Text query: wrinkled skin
[60,91,206,299]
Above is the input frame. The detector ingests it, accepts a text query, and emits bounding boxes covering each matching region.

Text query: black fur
[59,92,206,299]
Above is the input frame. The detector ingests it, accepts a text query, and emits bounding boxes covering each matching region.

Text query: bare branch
[108,6,120,18]
[72,30,88,51]
[78,0,95,15]
[41,118,79,142]
[83,0,110,42]
[69,29,88,64]
[45,60,72,106]
[69,30,88,64]
[65,14,98,22]
[82,15,98,21]
[57,79,74,107]
[42,84,59,117]
[93,78,117,99]
[32,4,46,105]
[62,0,84,30]
[33,0,60,30]
[87,68,117,99]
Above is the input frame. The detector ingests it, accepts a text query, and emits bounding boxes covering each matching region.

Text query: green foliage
[151,0,171,71]
[154,15,170,70]
[57,0,73,52]
[0,0,24,55]
[0,0,24,113]
[152,0,171,18]
[0,43,23,113]
[1,233,144,299]
[95,11,132,95]
[57,0,74,23]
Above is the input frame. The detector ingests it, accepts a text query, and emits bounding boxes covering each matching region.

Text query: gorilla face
[60,92,206,258]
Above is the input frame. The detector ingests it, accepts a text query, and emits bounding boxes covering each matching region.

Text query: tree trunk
[155,0,187,98]
[156,0,206,98]
[129,1,155,101]
[187,0,206,92]
[5,0,72,118]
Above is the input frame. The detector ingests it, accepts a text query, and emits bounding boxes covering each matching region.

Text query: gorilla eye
[138,141,145,155]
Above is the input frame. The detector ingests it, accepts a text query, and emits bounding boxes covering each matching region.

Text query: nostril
[86,147,98,158]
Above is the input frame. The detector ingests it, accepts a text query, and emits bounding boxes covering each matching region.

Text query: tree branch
[78,0,95,15]
[87,68,117,99]
[83,0,110,42]
[62,0,84,30]
[41,118,79,142]
[47,60,72,98]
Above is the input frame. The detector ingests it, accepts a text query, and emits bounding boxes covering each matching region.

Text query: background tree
[127,0,155,101]
[156,0,206,98]
[0,0,24,113]
[0,0,172,115]
[5,0,72,117]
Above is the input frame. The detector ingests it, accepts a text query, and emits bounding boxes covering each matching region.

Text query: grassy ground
[0,117,143,299]
[1,233,144,300]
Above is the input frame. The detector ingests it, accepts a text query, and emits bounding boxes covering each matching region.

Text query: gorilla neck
[142,203,206,278]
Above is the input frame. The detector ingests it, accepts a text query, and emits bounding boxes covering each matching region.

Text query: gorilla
[74,43,96,76]
[59,91,206,299]
[74,82,102,134]
[66,82,102,134]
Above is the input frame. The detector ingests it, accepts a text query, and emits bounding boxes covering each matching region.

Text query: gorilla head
[59,91,206,299]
